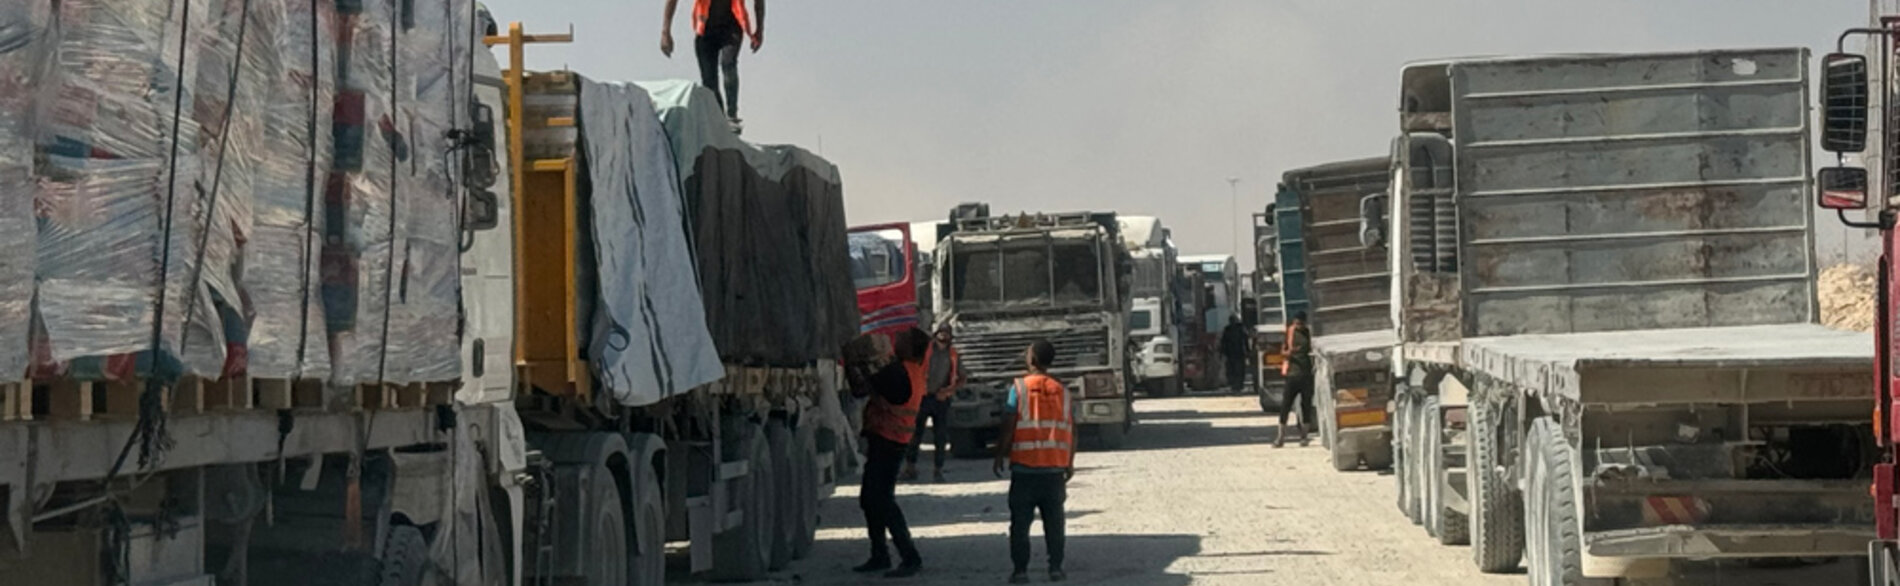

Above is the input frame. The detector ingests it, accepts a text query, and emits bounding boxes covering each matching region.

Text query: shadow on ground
[783,532,1204,586]
[1108,419,1276,452]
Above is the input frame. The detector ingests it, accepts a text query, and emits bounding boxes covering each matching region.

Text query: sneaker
[1049,569,1067,582]
[884,561,921,578]
[853,558,892,573]
[1274,431,1286,448]
[1008,572,1031,584]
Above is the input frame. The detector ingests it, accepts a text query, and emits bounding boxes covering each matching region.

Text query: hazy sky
[483,0,1868,269]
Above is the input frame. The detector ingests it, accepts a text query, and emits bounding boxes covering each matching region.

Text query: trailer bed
[1460,324,1871,401]
[1313,329,1400,373]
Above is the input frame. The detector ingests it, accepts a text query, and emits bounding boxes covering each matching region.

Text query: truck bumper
[1076,398,1127,425]
[1585,525,1871,559]
[950,399,1003,430]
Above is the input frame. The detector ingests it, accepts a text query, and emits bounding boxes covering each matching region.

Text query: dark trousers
[1008,472,1067,573]
[694,27,742,118]
[905,396,950,469]
[860,435,920,564]
[1281,374,1316,432]
[1224,355,1247,391]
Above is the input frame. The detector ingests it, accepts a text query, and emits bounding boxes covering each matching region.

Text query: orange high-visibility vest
[865,360,926,445]
[693,0,752,37]
[1009,374,1074,469]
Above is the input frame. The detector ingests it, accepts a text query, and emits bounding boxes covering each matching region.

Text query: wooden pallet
[353,382,458,412]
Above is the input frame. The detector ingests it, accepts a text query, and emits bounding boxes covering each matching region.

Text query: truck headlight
[1082,373,1120,398]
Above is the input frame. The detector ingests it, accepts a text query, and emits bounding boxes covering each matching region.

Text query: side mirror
[465,189,500,231]
[1358,192,1387,248]
[1821,53,1870,154]
[1818,167,1869,210]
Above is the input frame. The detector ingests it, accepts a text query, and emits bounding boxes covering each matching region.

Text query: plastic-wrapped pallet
[0,2,49,379]
[244,0,336,379]
[323,0,402,385]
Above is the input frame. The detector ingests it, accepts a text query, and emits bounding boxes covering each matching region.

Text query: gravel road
[715,395,1858,585]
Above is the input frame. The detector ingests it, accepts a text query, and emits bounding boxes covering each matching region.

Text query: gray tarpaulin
[640,80,859,366]
[576,78,723,406]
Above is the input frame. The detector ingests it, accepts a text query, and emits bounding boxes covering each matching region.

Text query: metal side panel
[1286,157,1394,337]
[1448,48,1817,338]
[1458,324,1871,403]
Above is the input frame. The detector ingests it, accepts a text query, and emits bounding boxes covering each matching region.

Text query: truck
[1279,158,1397,471]
[1119,216,1184,397]
[1253,209,1288,412]
[1384,48,1876,584]
[1179,254,1241,391]
[0,6,854,585]
[850,223,930,339]
[937,209,1136,453]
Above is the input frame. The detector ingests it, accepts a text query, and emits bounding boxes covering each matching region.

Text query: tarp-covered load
[3,0,473,385]
[643,80,858,366]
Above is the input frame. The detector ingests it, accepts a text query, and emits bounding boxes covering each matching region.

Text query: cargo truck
[1279,158,1397,471]
[1383,48,1876,584]
[0,7,851,585]
[1179,254,1240,391]
[1252,209,1289,412]
[1120,216,1184,397]
[938,209,1136,453]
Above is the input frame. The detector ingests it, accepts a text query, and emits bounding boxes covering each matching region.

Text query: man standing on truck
[850,327,928,577]
[660,0,764,129]
[1276,312,1315,448]
[1220,315,1252,395]
[993,340,1074,583]
[904,323,966,483]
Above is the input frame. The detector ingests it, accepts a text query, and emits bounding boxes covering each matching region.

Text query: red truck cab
[849,223,924,341]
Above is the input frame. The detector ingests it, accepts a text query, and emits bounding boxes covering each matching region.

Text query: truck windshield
[1129,308,1153,331]
[948,238,1102,309]
[848,229,907,290]
[1131,255,1168,299]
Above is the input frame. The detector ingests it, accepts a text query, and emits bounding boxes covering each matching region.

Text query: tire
[1405,397,1426,526]
[712,426,775,581]
[1428,397,1469,546]
[791,423,821,559]
[1526,417,1603,586]
[378,525,429,586]
[1162,376,1182,398]
[587,464,631,586]
[950,428,989,459]
[1090,422,1128,450]
[1392,393,1414,519]
[632,469,665,586]
[765,421,796,570]
[1469,399,1525,573]
[1420,397,1442,539]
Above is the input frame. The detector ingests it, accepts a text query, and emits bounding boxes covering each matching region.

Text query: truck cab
[937,210,1136,453]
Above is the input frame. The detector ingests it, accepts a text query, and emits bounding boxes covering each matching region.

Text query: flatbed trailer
[1385,47,1878,584]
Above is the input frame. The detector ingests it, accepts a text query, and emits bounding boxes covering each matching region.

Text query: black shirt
[1286,324,1314,377]
[865,361,915,407]
[1220,322,1250,358]
[703,0,739,34]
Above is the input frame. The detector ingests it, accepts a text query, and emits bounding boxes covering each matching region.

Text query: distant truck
[1120,216,1184,397]
[1179,254,1241,390]
[1384,49,1875,583]
[1279,158,1397,471]
[1254,208,1288,411]
[937,208,1137,453]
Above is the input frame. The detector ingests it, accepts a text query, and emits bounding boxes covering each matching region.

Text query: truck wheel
[1090,422,1128,450]
[791,422,821,559]
[711,427,775,581]
[1420,397,1443,538]
[1526,417,1601,586]
[1405,399,1427,524]
[1468,400,1524,573]
[950,429,989,459]
[1392,394,1413,519]
[1161,376,1183,397]
[1427,397,1469,546]
[632,470,665,586]
[587,465,631,586]
[378,525,429,586]
[766,421,796,570]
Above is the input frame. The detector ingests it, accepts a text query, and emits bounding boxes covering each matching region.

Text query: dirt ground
[1822,263,1878,333]
[710,395,1859,586]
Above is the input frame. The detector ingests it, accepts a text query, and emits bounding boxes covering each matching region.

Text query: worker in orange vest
[992,340,1074,583]
[659,0,764,129]
[848,327,928,577]
[1278,311,1315,447]
[904,323,967,483]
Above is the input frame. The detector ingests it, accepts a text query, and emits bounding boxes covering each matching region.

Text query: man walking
[1277,312,1316,447]
[1220,315,1252,395]
[904,324,965,482]
[993,340,1073,583]
[660,0,764,129]
[847,327,928,577]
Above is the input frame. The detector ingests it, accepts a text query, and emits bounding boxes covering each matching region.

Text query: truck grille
[958,328,1110,379]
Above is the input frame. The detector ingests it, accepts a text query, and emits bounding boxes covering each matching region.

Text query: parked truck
[1385,48,1876,584]
[1120,216,1184,397]
[938,209,1136,453]
[0,7,853,586]
[1279,158,1397,471]
[1179,254,1241,391]
[1253,208,1288,411]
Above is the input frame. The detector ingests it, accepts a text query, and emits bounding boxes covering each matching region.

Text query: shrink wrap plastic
[17,0,470,385]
